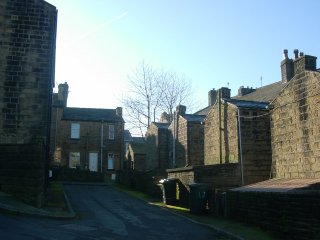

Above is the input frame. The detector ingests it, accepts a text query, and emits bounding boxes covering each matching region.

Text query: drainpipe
[218,91,222,164]
[237,108,244,186]
[172,111,176,168]
[100,120,104,173]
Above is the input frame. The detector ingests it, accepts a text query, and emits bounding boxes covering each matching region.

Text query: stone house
[168,105,206,168]
[125,137,147,171]
[227,50,320,240]
[203,84,285,186]
[270,49,320,178]
[0,0,57,206]
[145,122,170,171]
[51,83,124,175]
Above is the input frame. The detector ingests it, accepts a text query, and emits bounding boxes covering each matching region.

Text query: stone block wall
[187,121,204,166]
[145,124,159,170]
[176,117,188,167]
[240,109,272,184]
[227,189,320,240]
[0,144,46,207]
[0,0,57,206]
[204,102,239,165]
[55,120,123,171]
[0,0,57,144]
[271,71,320,178]
[146,124,170,170]
[167,163,241,191]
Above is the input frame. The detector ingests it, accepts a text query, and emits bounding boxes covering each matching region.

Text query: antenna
[260,76,262,87]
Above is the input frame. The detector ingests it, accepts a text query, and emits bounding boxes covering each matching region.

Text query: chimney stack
[160,112,170,123]
[218,87,231,99]
[116,107,122,117]
[58,82,69,108]
[281,49,294,83]
[281,49,317,83]
[238,86,256,96]
[176,105,186,116]
[294,49,299,59]
[208,88,217,106]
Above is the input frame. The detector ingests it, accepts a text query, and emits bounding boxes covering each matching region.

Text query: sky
[46,0,320,113]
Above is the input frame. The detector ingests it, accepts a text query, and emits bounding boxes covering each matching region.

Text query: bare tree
[123,61,197,136]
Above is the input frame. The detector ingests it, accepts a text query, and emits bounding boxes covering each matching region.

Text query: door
[89,152,98,172]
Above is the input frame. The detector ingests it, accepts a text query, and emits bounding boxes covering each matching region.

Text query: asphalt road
[0,184,229,240]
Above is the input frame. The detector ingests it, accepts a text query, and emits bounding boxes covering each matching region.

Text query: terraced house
[51,83,124,176]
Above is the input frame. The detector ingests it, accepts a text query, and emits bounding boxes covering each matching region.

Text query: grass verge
[114,183,277,240]
[45,181,68,211]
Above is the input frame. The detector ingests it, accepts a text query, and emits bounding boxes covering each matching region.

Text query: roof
[182,114,206,122]
[152,122,170,129]
[129,141,146,155]
[233,81,286,102]
[231,178,320,193]
[223,98,269,110]
[124,130,132,142]
[194,106,213,116]
[62,107,123,122]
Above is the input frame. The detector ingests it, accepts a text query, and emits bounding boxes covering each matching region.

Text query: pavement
[0,189,76,219]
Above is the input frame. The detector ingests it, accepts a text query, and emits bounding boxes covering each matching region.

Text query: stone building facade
[145,122,170,170]
[51,83,124,175]
[204,87,274,185]
[271,50,320,178]
[0,0,57,206]
[168,105,206,168]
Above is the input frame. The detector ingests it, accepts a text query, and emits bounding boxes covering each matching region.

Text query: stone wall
[0,0,57,206]
[271,71,320,178]
[0,0,57,144]
[146,123,170,170]
[204,100,272,185]
[240,109,272,184]
[55,120,123,171]
[227,189,320,240]
[176,117,188,167]
[167,164,241,190]
[0,143,46,207]
[204,102,239,165]
[145,124,159,170]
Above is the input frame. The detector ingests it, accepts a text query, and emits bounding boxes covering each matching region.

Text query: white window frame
[71,123,80,139]
[108,124,115,140]
[69,152,80,168]
[107,153,114,170]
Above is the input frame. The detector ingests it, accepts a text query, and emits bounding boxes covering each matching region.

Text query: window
[107,153,114,170]
[108,125,115,140]
[71,123,80,139]
[69,152,80,168]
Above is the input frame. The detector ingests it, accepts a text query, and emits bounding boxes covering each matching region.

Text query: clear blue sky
[46,0,320,112]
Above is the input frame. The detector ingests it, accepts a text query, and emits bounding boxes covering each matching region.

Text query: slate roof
[194,106,213,116]
[62,107,123,122]
[223,98,269,110]
[233,81,286,102]
[182,114,206,122]
[152,122,170,129]
[129,141,146,155]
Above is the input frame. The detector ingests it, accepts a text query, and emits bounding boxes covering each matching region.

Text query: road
[0,184,229,240]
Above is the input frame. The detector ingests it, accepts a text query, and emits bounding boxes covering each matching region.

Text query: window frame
[69,152,80,168]
[108,124,115,140]
[70,123,80,139]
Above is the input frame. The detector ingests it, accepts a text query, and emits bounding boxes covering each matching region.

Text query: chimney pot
[283,49,288,59]
[294,49,299,59]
